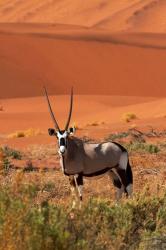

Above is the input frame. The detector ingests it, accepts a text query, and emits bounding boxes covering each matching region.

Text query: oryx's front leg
[69,174,83,209]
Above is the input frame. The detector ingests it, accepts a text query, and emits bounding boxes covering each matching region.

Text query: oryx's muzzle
[59,145,66,154]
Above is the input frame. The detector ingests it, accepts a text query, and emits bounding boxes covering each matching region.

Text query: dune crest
[0,29,166,98]
[0,0,165,33]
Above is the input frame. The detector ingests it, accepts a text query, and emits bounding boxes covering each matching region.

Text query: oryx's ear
[48,128,56,136]
[68,127,75,135]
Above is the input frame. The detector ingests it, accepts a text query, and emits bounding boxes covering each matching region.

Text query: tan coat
[62,137,127,176]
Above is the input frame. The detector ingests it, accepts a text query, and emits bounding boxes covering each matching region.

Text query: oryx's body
[60,136,133,201]
[61,137,126,175]
[44,87,133,205]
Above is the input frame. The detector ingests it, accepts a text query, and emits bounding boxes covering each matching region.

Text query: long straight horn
[65,87,73,131]
[43,86,60,131]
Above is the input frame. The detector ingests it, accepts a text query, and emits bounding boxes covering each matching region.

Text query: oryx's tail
[126,160,133,185]
[124,160,133,195]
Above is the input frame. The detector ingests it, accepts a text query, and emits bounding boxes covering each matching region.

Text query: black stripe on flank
[82,167,111,177]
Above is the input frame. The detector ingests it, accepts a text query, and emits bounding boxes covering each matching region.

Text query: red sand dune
[0,25,166,98]
[0,94,166,136]
[0,0,166,98]
[0,0,165,33]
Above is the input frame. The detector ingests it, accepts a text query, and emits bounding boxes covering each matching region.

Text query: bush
[8,128,43,138]
[121,112,137,123]
[105,132,129,141]
[0,147,22,175]
[86,121,105,127]
[125,142,160,154]
[1,146,22,159]
[0,181,165,250]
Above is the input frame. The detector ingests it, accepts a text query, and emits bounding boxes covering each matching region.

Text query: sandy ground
[0,95,166,149]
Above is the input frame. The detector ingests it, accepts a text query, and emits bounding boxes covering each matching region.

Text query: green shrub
[2,158,10,174]
[1,146,22,159]
[105,132,129,141]
[0,182,165,250]
[124,142,160,154]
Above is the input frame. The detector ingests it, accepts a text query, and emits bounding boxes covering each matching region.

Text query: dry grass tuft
[86,121,105,127]
[8,128,43,138]
[121,112,137,122]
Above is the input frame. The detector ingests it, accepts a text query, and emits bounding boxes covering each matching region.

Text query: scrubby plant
[121,112,137,123]
[0,148,11,175]
[124,142,160,154]
[86,121,105,127]
[0,147,22,175]
[1,146,22,159]
[0,181,165,250]
[105,131,129,141]
[8,128,43,138]
[2,157,10,173]
[8,131,25,138]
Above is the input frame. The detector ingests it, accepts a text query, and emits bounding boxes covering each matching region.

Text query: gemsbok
[44,87,133,206]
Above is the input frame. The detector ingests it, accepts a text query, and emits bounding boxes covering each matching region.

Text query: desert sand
[0,0,165,32]
[0,94,166,149]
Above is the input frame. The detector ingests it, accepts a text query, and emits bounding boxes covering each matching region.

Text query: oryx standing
[44,87,133,204]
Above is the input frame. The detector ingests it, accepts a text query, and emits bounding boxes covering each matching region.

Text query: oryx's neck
[62,136,83,160]
[65,136,80,161]
[59,136,84,175]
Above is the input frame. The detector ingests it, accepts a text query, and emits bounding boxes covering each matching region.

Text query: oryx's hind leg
[69,174,83,209]
[117,152,133,197]
[109,170,124,201]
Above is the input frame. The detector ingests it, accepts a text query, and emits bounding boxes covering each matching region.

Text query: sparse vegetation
[105,130,160,153]
[0,178,165,250]
[121,112,137,122]
[27,144,58,160]
[105,131,129,141]
[125,142,160,154]
[0,146,22,174]
[1,146,22,159]
[86,121,105,127]
[105,128,166,145]
[8,128,43,138]
[1,157,10,174]
[0,127,165,249]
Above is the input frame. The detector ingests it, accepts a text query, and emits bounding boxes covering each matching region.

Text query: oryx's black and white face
[57,130,68,154]
[44,86,74,156]
[48,128,75,155]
